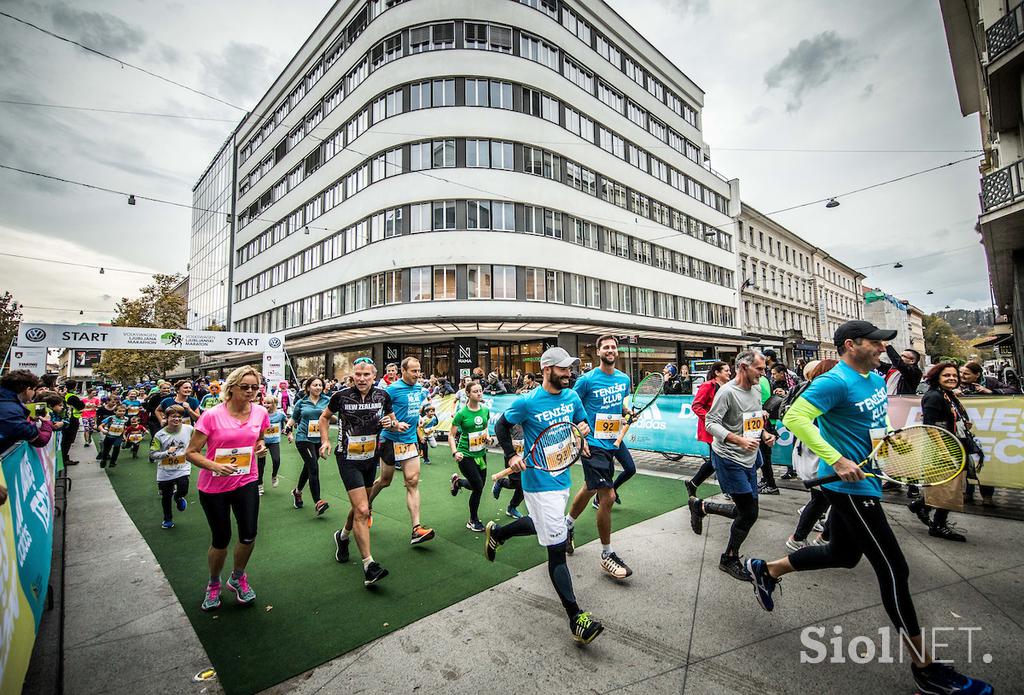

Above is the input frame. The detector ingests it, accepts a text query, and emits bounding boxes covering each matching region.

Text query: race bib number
[541,439,573,470]
[346,434,377,461]
[307,420,320,437]
[108,424,125,436]
[742,412,765,440]
[161,453,187,467]
[214,446,253,476]
[393,441,418,462]
[128,433,144,443]
[265,425,280,437]
[126,406,140,416]
[467,430,489,452]
[594,413,621,440]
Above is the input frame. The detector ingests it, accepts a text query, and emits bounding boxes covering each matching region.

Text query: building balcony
[986,3,1024,131]
[980,158,1024,213]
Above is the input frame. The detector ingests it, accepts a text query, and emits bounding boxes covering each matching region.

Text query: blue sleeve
[572,391,588,425]
[291,401,303,422]
[503,395,528,425]
[800,372,846,415]
[572,371,588,398]
[0,405,40,443]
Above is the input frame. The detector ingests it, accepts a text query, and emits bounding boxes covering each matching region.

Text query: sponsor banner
[0,437,57,695]
[263,352,286,384]
[17,323,284,353]
[72,350,102,368]
[10,347,46,376]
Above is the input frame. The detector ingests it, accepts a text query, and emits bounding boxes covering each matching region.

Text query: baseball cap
[540,347,579,369]
[833,320,897,348]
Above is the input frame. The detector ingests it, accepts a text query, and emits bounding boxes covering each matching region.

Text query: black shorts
[199,480,259,549]
[336,455,378,491]
[379,439,418,468]
[582,447,615,490]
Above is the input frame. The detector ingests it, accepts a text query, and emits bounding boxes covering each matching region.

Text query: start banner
[17,323,284,353]
[0,437,57,695]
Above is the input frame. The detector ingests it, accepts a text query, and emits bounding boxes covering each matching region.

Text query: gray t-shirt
[150,425,193,481]
[704,381,767,468]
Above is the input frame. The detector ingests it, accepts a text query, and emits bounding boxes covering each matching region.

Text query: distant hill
[935,308,994,341]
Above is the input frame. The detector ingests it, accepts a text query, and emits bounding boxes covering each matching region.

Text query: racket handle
[802,473,840,488]
[492,466,515,481]
[613,417,634,448]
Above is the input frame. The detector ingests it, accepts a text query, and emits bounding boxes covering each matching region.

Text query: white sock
[363,556,374,570]
[339,528,350,541]
[602,544,613,557]
[566,515,576,527]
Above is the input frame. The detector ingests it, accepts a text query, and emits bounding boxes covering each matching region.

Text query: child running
[448,381,492,532]
[149,405,193,529]
[125,416,148,458]
[98,404,129,468]
[80,389,100,446]
[258,396,286,494]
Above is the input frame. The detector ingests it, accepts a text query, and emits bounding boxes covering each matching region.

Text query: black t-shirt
[327,387,393,457]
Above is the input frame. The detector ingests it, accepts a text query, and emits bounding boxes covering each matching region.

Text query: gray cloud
[764,31,871,112]
[48,2,147,54]
[860,83,875,100]
[199,42,277,106]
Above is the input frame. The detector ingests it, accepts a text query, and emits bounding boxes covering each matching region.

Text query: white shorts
[523,489,571,547]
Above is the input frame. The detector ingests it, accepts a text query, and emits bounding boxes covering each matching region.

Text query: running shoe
[780,469,798,480]
[410,524,435,545]
[719,554,752,582]
[109,460,117,468]
[466,520,485,532]
[929,524,967,542]
[601,552,632,579]
[908,499,931,527]
[906,485,921,499]
[227,573,256,605]
[684,479,698,498]
[201,582,221,612]
[505,506,523,519]
[491,480,503,500]
[272,476,280,488]
[687,496,705,535]
[565,521,575,555]
[757,482,779,495]
[813,520,825,533]
[785,535,824,551]
[450,473,461,497]
[363,561,389,587]
[746,558,779,612]
[161,520,175,529]
[483,521,501,561]
[591,494,599,510]
[258,484,265,496]
[291,488,303,509]
[570,612,604,644]
[176,497,187,513]
[315,500,329,516]
[334,530,350,563]
[911,662,994,695]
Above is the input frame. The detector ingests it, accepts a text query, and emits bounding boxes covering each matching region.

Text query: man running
[319,357,396,586]
[745,321,993,695]
[485,347,604,644]
[565,335,633,579]
[687,350,775,581]
[366,357,435,545]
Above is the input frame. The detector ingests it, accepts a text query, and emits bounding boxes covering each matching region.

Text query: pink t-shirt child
[194,402,270,494]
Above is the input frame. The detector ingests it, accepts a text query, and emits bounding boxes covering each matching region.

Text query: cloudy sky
[0,0,988,328]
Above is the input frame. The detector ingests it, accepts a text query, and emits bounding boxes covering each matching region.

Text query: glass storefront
[331,346,372,381]
[293,354,326,380]
[578,337,676,382]
[403,344,452,378]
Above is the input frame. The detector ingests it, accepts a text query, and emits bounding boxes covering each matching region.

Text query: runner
[124,415,148,458]
[157,380,202,426]
[257,396,286,493]
[199,382,222,412]
[80,388,100,446]
[97,404,129,469]
[448,380,492,532]
[484,346,604,644]
[287,377,332,515]
[566,335,633,579]
[685,362,732,498]
[417,402,439,465]
[745,321,993,694]
[686,350,775,581]
[317,357,397,586]
[185,365,269,612]
[144,382,172,440]
[122,389,143,420]
[376,362,399,390]
[149,405,193,529]
[367,357,435,545]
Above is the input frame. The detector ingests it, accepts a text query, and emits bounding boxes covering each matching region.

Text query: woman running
[157,380,202,426]
[449,381,491,531]
[287,377,332,515]
[185,365,269,612]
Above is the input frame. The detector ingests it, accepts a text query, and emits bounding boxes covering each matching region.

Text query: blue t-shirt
[122,399,143,417]
[573,368,631,450]
[291,395,331,443]
[801,360,888,498]
[101,415,128,439]
[264,410,287,444]
[380,379,427,444]
[501,387,588,493]
[159,396,200,422]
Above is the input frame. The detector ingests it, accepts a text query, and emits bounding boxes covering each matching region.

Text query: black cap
[833,320,897,348]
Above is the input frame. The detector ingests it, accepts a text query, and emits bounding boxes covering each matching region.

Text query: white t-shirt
[150,425,193,481]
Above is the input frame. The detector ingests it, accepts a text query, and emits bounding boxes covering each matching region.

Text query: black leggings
[100,436,122,463]
[159,475,189,521]
[794,488,831,541]
[258,442,282,485]
[612,444,635,490]
[726,492,758,556]
[457,455,486,522]
[789,490,920,638]
[492,516,579,618]
[691,443,716,487]
[295,441,321,501]
[758,441,776,487]
[199,481,260,549]
[62,417,79,460]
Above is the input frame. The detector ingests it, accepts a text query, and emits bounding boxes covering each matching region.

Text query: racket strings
[876,428,964,485]
[532,422,582,471]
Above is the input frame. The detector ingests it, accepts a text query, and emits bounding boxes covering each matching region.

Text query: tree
[923,313,971,363]
[0,292,22,356]
[94,274,188,382]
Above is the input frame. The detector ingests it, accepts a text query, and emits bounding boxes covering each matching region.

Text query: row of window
[741,256,815,305]
[233,263,737,334]
[234,133,734,279]
[234,195,735,302]
[238,0,699,167]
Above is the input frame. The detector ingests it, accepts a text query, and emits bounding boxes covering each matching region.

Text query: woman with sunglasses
[287,377,333,515]
[185,365,270,611]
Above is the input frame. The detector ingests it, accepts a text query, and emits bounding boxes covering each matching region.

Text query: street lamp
[825,198,840,208]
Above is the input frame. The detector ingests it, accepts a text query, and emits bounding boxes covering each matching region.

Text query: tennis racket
[492,421,584,481]
[803,425,965,488]
[613,372,665,447]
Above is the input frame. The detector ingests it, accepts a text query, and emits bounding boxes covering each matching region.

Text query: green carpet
[102,438,693,694]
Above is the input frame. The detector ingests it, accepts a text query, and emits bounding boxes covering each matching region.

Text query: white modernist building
[196,0,746,381]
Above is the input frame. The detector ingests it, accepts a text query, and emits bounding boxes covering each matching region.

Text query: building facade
[214,0,745,382]
[940,0,1024,371]
[736,204,819,366]
[814,254,865,359]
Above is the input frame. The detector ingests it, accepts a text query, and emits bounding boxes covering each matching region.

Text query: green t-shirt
[200,394,221,411]
[759,376,771,404]
[452,404,490,463]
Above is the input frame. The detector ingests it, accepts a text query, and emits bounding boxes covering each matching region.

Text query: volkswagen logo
[24,328,46,343]
[268,337,282,349]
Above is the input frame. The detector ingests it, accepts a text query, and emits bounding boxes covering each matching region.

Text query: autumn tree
[95,274,188,382]
[923,313,971,363]
[0,291,22,358]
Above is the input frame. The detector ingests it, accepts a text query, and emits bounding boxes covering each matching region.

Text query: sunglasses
[354,357,375,365]
[236,384,261,391]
